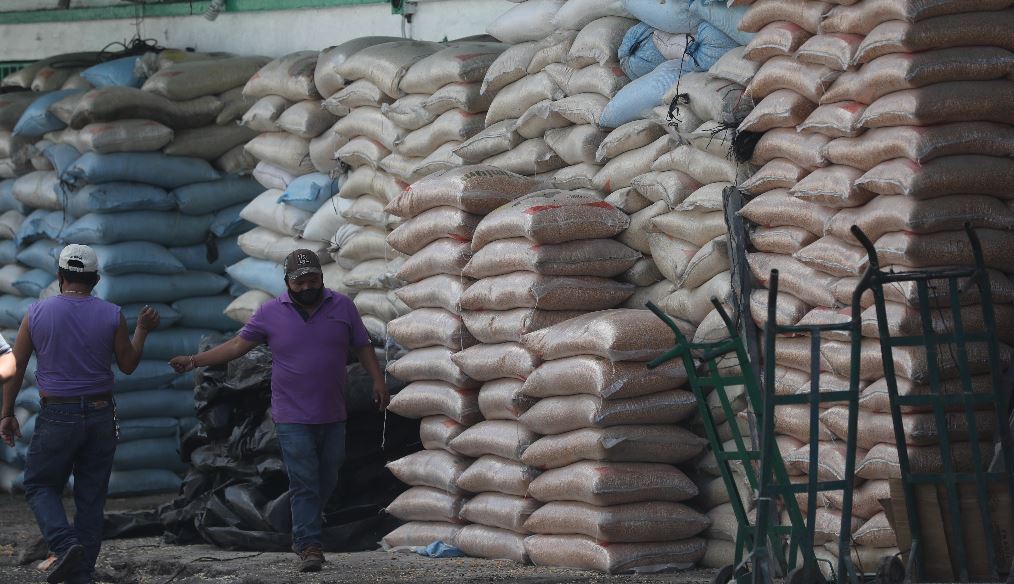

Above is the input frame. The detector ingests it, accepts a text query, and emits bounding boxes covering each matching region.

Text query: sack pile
[0,50,268,495]
[517,308,710,573]
[380,166,547,558]
[736,0,1014,571]
[226,51,346,324]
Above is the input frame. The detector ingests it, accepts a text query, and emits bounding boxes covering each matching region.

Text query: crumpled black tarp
[151,342,418,552]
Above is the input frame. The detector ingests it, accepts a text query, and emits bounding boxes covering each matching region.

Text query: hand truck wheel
[787,565,822,584]
[712,563,736,584]
[875,555,905,584]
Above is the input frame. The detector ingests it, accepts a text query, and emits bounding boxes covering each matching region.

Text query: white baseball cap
[58,244,99,273]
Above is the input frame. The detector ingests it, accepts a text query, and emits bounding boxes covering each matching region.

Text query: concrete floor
[0,494,719,584]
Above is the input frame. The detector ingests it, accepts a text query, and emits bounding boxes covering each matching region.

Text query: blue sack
[62,211,213,246]
[117,417,179,442]
[690,0,753,46]
[12,90,84,137]
[173,295,241,332]
[600,58,693,128]
[622,0,694,34]
[12,269,54,297]
[178,416,199,434]
[210,203,254,238]
[14,386,40,414]
[16,209,68,247]
[113,361,180,393]
[226,257,286,298]
[95,271,229,305]
[686,21,741,72]
[41,143,81,176]
[115,388,195,419]
[0,180,29,214]
[107,469,182,497]
[169,236,244,274]
[143,327,221,361]
[16,239,60,274]
[91,242,186,275]
[62,152,220,189]
[80,56,143,88]
[113,436,187,473]
[66,182,174,217]
[278,173,343,212]
[0,240,18,265]
[0,295,33,328]
[173,175,262,216]
[414,541,465,558]
[619,23,668,80]
[122,303,181,329]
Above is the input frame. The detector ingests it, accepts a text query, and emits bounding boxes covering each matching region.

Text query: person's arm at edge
[169,335,260,373]
[114,306,160,374]
[1,316,32,446]
[353,343,389,413]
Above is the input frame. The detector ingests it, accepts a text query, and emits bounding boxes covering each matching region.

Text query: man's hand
[169,355,194,374]
[136,306,160,331]
[0,416,20,448]
[373,380,390,413]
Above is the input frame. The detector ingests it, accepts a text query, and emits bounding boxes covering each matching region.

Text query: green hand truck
[850,223,1014,584]
[646,298,818,584]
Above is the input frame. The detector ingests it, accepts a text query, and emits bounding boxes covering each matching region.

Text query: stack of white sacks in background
[380,167,547,558]
[227,51,346,325]
[0,51,267,495]
[736,0,1014,571]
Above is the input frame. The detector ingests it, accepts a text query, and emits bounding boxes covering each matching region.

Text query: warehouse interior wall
[0,0,514,61]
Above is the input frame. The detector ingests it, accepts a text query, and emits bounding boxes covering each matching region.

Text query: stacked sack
[228,51,346,325]
[380,166,548,560]
[517,309,711,573]
[0,50,268,495]
[736,0,1014,571]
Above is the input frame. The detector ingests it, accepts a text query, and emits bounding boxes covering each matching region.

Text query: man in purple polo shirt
[169,249,388,573]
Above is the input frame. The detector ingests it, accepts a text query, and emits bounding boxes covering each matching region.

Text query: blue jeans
[275,421,346,552]
[23,400,117,584]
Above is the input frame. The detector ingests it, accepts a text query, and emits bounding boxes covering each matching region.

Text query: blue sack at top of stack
[619,23,667,80]
[277,172,344,212]
[80,56,144,88]
[686,21,740,73]
[13,90,85,137]
[173,176,263,216]
[16,209,67,247]
[621,0,693,34]
[65,182,175,217]
[94,271,228,305]
[169,236,244,273]
[61,211,213,246]
[600,58,694,128]
[62,152,220,189]
[689,0,752,46]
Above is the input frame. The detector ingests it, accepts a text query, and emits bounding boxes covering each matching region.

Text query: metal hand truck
[647,298,817,584]
[851,223,1014,584]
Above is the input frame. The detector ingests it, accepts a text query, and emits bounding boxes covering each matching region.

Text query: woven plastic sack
[243,52,319,101]
[386,345,478,387]
[387,308,475,351]
[314,37,403,97]
[386,449,472,495]
[481,42,540,97]
[454,121,523,163]
[652,144,739,186]
[552,0,631,29]
[336,41,441,99]
[824,122,1014,171]
[163,124,257,161]
[600,59,690,129]
[854,11,1014,65]
[522,425,707,470]
[523,355,686,401]
[596,120,665,163]
[567,17,638,68]
[553,63,630,98]
[460,492,539,533]
[520,308,673,362]
[619,23,667,80]
[382,522,463,550]
[142,56,268,101]
[650,208,727,248]
[826,194,1013,244]
[550,163,598,191]
[387,206,481,256]
[617,200,668,254]
[663,72,749,127]
[451,343,539,382]
[472,190,628,250]
[238,190,311,236]
[456,454,540,496]
[859,375,995,415]
[746,56,840,103]
[857,156,1014,200]
[396,110,484,158]
[789,164,874,208]
[739,188,836,236]
[240,96,292,133]
[68,120,173,154]
[822,405,995,451]
[419,415,466,454]
[530,460,698,505]
[448,420,538,462]
[244,132,313,176]
[386,486,466,524]
[526,500,709,542]
[275,100,337,140]
[797,101,865,138]
[333,106,407,151]
[223,290,272,325]
[460,308,582,344]
[743,21,812,62]
[487,0,568,44]
[622,0,693,34]
[394,240,469,284]
[739,89,817,133]
[395,273,471,314]
[526,535,705,574]
[859,81,1014,129]
[69,87,221,130]
[463,238,640,279]
[738,0,829,34]
[423,82,493,116]
[821,0,1013,37]
[381,95,435,132]
[520,390,696,436]
[511,100,568,140]
[454,525,529,563]
[339,166,404,202]
[741,159,808,196]
[485,72,565,127]
[460,273,633,312]
[857,442,993,480]
[479,379,536,421]
[543,126,606,166]
[400,42,507,94]
[593,136,673,193]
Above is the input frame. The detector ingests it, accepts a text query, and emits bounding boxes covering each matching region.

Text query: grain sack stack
[517,309,709,573]
[228,51,347,326]
[735,0,1014,570]
[380,166,547,558]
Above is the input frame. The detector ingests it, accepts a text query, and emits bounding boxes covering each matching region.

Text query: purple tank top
[29,295,120,397]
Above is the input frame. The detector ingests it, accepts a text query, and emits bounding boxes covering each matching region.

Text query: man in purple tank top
[169,249,389,573]
[0,244,160,584]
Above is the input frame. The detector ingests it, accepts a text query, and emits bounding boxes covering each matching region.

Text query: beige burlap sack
[396,110,484,157]
[826,194,1014,242]
[853,11,1014,65]
[395,239,471,283]
[382,94,437,131]
[525,500,709,543]
[824,122,1014,171]
[449,420,539,462]
[454,121,524,163]
[783,442,861,483]
[529,461,698,505]
[323,79,390,115]
[485,72,565,127]
[70,86,222,130]
[528,31,578,75]
[395,274,472,314]
[522,356,686,400]
[738,0,831,34]
[353,289,409,322]
[545,125,607,165]
[482,138,566,176]
[336,40,442,98]
[660,271,733,324]
[387,206,481,256]
[454,525,529,563]
[460,492,540,533]
[744,21,814,62]
[858,156,1014,200]
[859,375,995,414]
[567,16,638,67]
[857,442,993,480]
[460,308,583,344]
[853,512,897,548]
[515,99,571,140]
[795,32,862,71]
[401,41,508,94]
[746,56,841,103]
[616,200,668,254]
[740,158,807,196]
[821,406,996,451]
[333,106,408,151]
[790,164,875,208]
[451,342,540,382]
[456,454,540,496]
[680,236,731,289]
[387,308,476,350]
[797,101,866,138]
[386,486,467,523]
[243,52,319,101]
[386,450,472,494]
[875,229,1014,272]
[275,100,337,139]
[459,273,633,311]
[750,225,817,255]
[556,63,630,99]
[827,479,891,520]
[387,347,479,388]
[244,132,314,175]
[522,426,708,470]
[738,89,817,133]
[651,144,739,185]
[739,188,836,236]
[650,208,727,249]
[748,254,839,308]
[335,137,390,170]
[820,0,1013,37]
[593,136,673,193]
[794,235,869,277]
[552,163,601,190]
[751,127,830,169]
[482,41,541,96]
[550,93,609,126]
[420,415,467,453]
[525,535,706,574]
[596,119,666,163]
[620,257,663,287]
[521,308,675,362]
[69,120,174,154]
[381,522,462,549]
[241,95,292,133]
[859,81,1014,129]
[605,186,652,214]
[387,381,481,424]
[519,390,697,435]
[463,237,640,279]
[479,379,537,421]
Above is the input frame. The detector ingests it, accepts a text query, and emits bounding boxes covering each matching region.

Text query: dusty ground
[0,494,718,584]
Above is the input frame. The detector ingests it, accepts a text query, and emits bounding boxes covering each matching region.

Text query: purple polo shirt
[239,288,370,424]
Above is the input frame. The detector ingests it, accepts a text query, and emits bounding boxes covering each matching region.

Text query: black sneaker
[47,544,84,584]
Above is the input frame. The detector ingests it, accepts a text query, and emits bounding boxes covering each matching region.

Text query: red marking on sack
[161,71,184,78]
[449,234,471,243]
[454,53,497,62]
[584,201,615,209]
[524,204,563,215]
[840,102,864,113]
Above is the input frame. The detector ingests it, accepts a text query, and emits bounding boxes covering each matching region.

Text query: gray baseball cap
[283,249,323,281]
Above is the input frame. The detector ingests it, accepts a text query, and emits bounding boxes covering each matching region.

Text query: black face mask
[289,286,323,306]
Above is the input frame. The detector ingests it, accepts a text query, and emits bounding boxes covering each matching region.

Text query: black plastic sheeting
[119,341,419,552]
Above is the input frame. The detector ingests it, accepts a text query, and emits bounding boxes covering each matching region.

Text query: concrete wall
[0,0,512,61]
